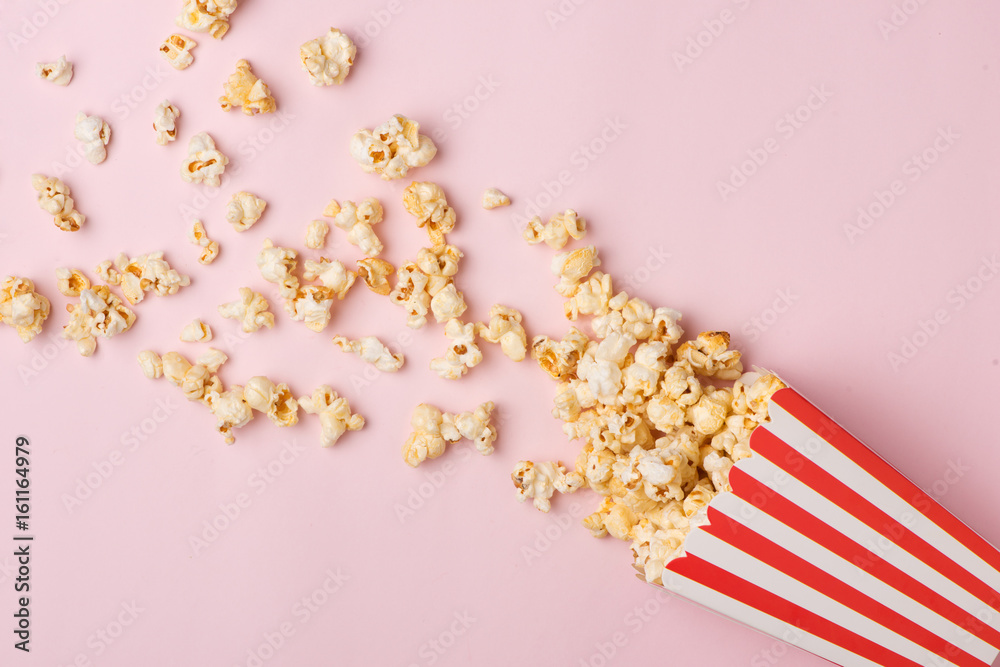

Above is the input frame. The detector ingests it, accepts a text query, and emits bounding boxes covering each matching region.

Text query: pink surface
[0,1,998,665]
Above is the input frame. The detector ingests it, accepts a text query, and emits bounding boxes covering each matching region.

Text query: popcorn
[349,114,437,180]
[429,282,467,323]
[303,258,356,299]
[403,182,455,247]
[675,331,743,381]
[477,304,527,361]
[332,335,404,372]
[74,113,111,165]
[429,319,482,380]
[523,209,586,249]
[403,402,497,467]
[530,327,590,379]
[36,56,73,86]
[305,220,329,249]
[197,348,228,373]
[331,198,384,257]
[0,277,50,343]
[551,245,600,297]
[564,272,624,321]
[442,401,497,456]
[159,34,196,69]
[188,220,220,264]
[137,350,163,379]
[225,191,266,231]
[62,286,135,356]
[244,376,299,427]
[181,132,228,186]
[205,385,253,444]
[55,268,90,297]
[180,319,213,342]
[298,386,364,447]
[481,188,510,209]
[512,461,583,513]
[98,252,190,305]
[256,239,299,299]
[284,285,335,332]
[31,174,85,232]
[389,262,431,329]
[356,258,393,295]
[154,101,181,145]
[176,0,238,39]
[300,28,356,86]
[219,59,276,115]
[218,287,274,332]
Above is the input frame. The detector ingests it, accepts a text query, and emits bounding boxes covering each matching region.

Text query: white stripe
[684,528,968,667]
[768,401,1000,600]
[711,491,997,663]
[656,571,886,667]
[735,455,1000,636]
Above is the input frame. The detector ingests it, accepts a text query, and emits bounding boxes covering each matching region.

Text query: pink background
[1,1,999,665]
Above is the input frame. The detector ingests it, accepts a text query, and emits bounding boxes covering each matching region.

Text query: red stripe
[666,553,924,667]
[727,466,1000,649]
[749,426,1000,616]
[702,507,984,667]
[774,389,1000,581]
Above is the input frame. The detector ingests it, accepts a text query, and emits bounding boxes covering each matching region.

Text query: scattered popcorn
[442,401,497,456]
[244,376,299,427]
[331,198,384,256]
[403,182,455,247]
[523,209,586,249]
[36,56,73,86]
[429,319,482,380]
[0,277,50,343]
[219,59,276,115]
[62,286,135,356]
[31,174,85,232]
[305,220,329,249]
[512,461,583,513]
[390,262,431,328]
[477,304,527,361]
[225,191,266,231]
[356,258,393,295]
[180,319,213,342]
[188,220,220,264]
[349,114,436,180]
[176,0,237,39]
[256,239,299,299]
[298,386,364,447]
[98,252,190,305]
[332,335,403,372]
[55,268,90,297]
[300,28,356,86]
[154,101,181,145]
[137,350,163,379]
[74,113,111,165]
[218,287,274,333]
[159,34,196,69]
[403,401,497,467]
[181,132,228,186]
[482,187,510,210]
[303,258,356,299]
[390,244,463,329]
[206,385,253,444]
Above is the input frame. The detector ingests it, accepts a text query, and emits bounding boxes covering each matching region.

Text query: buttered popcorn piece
[675,331,743,381]
[244,376,299,427]
[305,220,329,249]
[429,282,467,323]
[551,245,600,297]
[403,182,456,247]
[176,0,237,39]
[218,287,274,333]
[429,319,482,380]
[442,401,498,456]
[355,258,393,295]
[512,461,583,513]
[0,277,50,343]
[206,385,253,444]
[300,28,356,86]
[100,252,190,305]
[298,386,364,447]
[188,221,220,264]
[523,210,586,249]
[180,319,213,342]
[62,286,135,356]
[74,113,111,165]
[55,268,90,297]
[160,34,196,69]
[349,114,437,180]
[303,258,356,299]
[31,174,85,232]
[225,191,266,231]
[256,239,299,299]
[402,404,446,467]
[219,59,276,115]
[477,304,527,361]
[284,285,335,332]
[36,56,73,86]
[481,188,510,210]
[154,101,181,145]
[137,350,163,379]
[331,198,384,257]
[181,132,228,186]
[332,335,403,372]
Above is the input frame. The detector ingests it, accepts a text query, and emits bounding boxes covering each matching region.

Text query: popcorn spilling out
[188,221,220,264]
[63,286,136,356]
[36,56,73,86]
[298,386,364,447]
[154,101,181,145]
[225,191,266,231]
[524,209,586,250]
[96,252,190,305]
[244,376,299,427]
[512,461,583,513]
[74,113,111,165]
[31,174,85,232]
[180,319,213,342]
[0,277,50,343]
[181,132,228,186]
[349,114,436,180]
[333,335,404,372]
[402,401,497,467]
[160,34,196,70]
[481,188,510,210]
[329,198,384,257]
[219,59,276,115]
[476,304,527,361]
[176,0,237,39]
[55,268,90,297]
[218,287,274,333]
[305,220,329,249]
[403,182,455,247]
[300,28,356,86]
[429,319,481,380]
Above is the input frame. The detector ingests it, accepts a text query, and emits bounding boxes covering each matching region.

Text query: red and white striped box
[657,387,1000,667]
